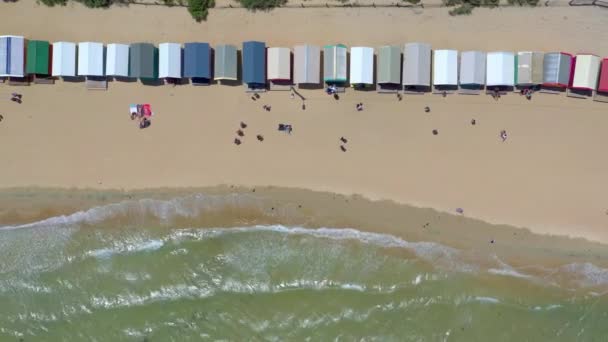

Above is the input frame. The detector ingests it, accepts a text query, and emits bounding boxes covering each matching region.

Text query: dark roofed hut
[242,41,266,91]
[129,43,158,80]
[184,42,211,85]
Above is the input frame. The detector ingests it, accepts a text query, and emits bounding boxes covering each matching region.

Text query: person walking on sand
[500,130,508,142]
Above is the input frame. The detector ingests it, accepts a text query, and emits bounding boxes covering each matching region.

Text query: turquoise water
[0,195,607,341]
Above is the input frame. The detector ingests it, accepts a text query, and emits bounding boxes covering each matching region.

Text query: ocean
[0,192,607,341]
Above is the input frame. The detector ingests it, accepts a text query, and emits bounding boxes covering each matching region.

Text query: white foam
[474,296,501,304]
[488,268,531,279]
[561,262,608,287]
[87,238,164,259]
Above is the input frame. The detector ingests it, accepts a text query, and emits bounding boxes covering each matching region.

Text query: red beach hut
[599,58,608,94]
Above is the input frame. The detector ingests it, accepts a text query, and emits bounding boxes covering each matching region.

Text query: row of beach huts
[1,35,607,102]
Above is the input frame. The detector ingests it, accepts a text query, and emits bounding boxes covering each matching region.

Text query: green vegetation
[444,0,501,15]
[448,2,473,14]
[188,0,214,21]
[38,0,68,6]
[237,0,287,10]
[508,0,539,5]
[38,0,110,7]
[402,0,421,4]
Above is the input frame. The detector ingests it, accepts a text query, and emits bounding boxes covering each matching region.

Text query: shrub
[38,0,68,6]
[449,2,473,14]
[403,0,421,4]
[188,0,214,21]
[443,0,462,5]
[238,0,287,10]
[75,0,112,7]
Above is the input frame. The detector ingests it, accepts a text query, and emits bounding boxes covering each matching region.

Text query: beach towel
[142,104,153,118]
[129,104,137,115]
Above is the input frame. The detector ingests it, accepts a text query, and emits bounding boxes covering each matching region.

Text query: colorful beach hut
[349,46,374,88]
[323,44,347,85]
[595,58,608,102]
[214,44,237,82]
[184,42,211,85]
[377,45,401,92]
[242,41,266,90]
[129,43,158,80]
[486,51,515,89]
[433,49,458,92]
[294,44,320,85]
[78,42,104,77]
[515,51,543,88]
[459,51,485,93]
[569,54,601,97]
[159,43,182,81]
[106,43,130,78]
[26,40,50,78]
[0,35,25,79]
[403,42,431,92]
[267,47,291,89]
[543,52,573,89]
[51,42,76,77]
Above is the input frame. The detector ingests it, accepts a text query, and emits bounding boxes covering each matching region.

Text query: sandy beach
[1,1,608,243]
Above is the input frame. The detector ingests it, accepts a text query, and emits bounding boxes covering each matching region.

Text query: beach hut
[0,35,25,81]
[486,51,515,89]
[267,47,291,89]
[459,51,485,93]
[242,41,266,91]
[568,54,601,98]
[402,42,431,92]
[542,52,573,90]
[26,40,51,79]
[129,43,158,80]
[377,45,401,92]
[350,47,374,88]
[515,51,543,88]
[214,44,237,82]
[595,58,608,102]
[183,42,211,85]
[78,42,104,77]
[294,44,320,86]
[106,43,130,78]
[51,42,76,78]
[159,43,182,82]
[433,49,458,93]
[323,44,347,86]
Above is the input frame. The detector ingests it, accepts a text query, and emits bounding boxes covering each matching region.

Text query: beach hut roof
[51,42,76,77]
[402,42,431,87]
[267,47,291,81]
[183,42,210,79]
[543,52,573,87]
[433,49,458,86]
[377,45,401,85]
[106,43,130,77]
[0,35,25,77]
[571,54,601,91]
[459,51,485,86]
[486,51,515,87]
[599,58,608,93]
[159,43,182,79]
[242,41,266,85]
[129,43,157,79]
[78,42,104,77]
[516,51,544,85]
[214,44,237,81]
[294,44,320,84]
[323,44,347,83]
[350,47,374,85]
[26,40,50,76]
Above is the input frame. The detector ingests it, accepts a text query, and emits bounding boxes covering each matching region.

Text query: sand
[1,1,608,243]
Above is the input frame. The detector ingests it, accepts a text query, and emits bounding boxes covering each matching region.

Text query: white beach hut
[159,43,182,79]
[52,42,76,77]
[78,42,104,76]
[350,47,374,87]
[267,47,291,81]
[0,35,25,78]
[486,51,515,87]
[106,43,130,78]
[433,49,458,88]
[294,44,320,85]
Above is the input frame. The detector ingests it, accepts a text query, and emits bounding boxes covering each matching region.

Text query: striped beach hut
[459,51,485,91]
[0,35,25,78]
[78,42,104,77]
[294,44,320,85]
[433,49,458,91]
[159,43,182,80]
[26,40,50,77]
[486,51,515,88]
[515,51,544,88]
[403,42,431,92]
[184,42,211,85]
[129,43,158,79]
[214,44,237,82]
[350,46,374,88]
[267,47,291,88]
[377,45,401,91]
[243,41,266,90]
[570,54,601,97]
[323,44,347,84]
[51,42,76,77]
[543,52,573,89]
[106,43,130,78]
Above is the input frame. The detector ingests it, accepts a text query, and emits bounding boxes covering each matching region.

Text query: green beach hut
[26,40,50,77]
